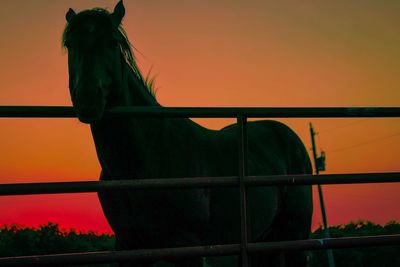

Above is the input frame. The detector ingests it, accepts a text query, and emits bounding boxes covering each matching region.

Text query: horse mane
[62,8,156,96]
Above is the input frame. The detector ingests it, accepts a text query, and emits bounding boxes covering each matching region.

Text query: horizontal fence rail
[1,235,399,267]
[1,106,400,118]
[1,172,400,196]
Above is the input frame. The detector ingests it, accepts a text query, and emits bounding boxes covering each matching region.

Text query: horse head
[63,1,125,123]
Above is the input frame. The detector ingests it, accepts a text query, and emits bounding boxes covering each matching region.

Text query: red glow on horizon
[0,194,112,234]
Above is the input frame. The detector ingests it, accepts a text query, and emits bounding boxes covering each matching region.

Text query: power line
[319,119,371,135]
[329,132,400,154]
[333,192,400,202]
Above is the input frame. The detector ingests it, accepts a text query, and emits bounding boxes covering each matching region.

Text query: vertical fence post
[237,116,250,267]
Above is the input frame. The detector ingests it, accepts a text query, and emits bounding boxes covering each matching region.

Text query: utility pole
[309,123,335,267]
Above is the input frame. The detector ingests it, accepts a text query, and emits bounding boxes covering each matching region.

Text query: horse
[63,1,313,266]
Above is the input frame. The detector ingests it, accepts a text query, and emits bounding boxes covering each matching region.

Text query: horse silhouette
[63,1,313,266]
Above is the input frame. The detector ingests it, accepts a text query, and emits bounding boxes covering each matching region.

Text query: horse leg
[113,235,155,267]
[250,252,284,267]
[280,186,312,267]
[251,229,309,266]
[252,185,311,267]
[116,261,153,267]
[173,257,203,267]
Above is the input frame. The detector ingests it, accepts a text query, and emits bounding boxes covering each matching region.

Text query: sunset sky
[0,0,399,233]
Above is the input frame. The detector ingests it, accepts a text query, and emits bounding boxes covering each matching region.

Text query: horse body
[63,1,312,266]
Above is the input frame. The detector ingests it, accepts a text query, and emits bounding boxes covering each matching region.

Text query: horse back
[220,119,312,175]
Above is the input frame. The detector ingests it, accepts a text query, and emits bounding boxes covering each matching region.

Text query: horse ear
[111,0,125,26]
[66,8,76,23]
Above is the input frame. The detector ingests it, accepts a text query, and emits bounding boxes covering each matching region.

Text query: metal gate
[0,106,400,266]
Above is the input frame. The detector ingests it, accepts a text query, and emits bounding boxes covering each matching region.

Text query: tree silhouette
[311,220,400,267]
[1,221,399,266]
[0,222,114,267]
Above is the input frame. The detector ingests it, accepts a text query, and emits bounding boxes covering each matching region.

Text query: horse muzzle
[71,84,108,123]
[74,105,105,123]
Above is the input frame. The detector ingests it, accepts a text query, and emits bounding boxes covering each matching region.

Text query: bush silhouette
[311,220,400,267]
[1,221,399,266]
[0,222,114,267]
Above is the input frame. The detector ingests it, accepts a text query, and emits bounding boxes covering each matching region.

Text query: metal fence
[0,106,400,267]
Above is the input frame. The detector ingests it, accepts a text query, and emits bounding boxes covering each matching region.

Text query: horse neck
[118,61,159,107]
[90,61,199,179]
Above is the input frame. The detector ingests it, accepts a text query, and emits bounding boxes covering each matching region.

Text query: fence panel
[1,106,399,266]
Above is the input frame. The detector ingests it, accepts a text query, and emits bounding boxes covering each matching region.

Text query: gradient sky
[0,0,399,233]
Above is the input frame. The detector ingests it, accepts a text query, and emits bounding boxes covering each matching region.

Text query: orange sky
[0,0,399,233]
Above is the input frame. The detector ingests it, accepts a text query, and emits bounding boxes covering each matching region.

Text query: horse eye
[64,40,73,49]
[64,40,72,49]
